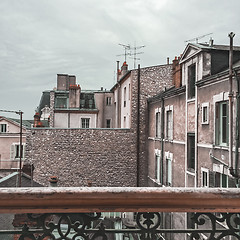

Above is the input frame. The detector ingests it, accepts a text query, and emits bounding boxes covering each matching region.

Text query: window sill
[187,98,195,103]
[213,145,229,150]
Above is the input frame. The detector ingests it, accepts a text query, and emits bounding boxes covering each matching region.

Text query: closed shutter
[209,171,215,188]
[228,177,236,188]
[10,144,15,160]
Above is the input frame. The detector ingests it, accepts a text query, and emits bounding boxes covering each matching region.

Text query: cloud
[0,0,240,119]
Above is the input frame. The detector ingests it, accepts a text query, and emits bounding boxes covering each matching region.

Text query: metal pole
[229,32,235,170]
[19,111,23,187]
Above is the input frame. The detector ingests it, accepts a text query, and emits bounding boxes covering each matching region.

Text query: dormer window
[0,124,7,133]
[188,64,196,99]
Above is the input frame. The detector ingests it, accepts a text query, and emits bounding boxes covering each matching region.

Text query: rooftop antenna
[185,33,213,44]
[117,43,131,62]
[129,42,145,69]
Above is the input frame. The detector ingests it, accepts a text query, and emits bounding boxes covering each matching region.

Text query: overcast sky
[0,0,240,119]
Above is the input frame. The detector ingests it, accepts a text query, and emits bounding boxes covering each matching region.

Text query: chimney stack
[172,56,182,88]
[49,176,58,187]
[121,61,128,76]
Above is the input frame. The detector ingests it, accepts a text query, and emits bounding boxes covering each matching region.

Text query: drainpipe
[229,32,235,171]
[136,64,141,187]
[19,111,23,187]
[234,70,240,179]
[160,97,165,185]
[230,70,240,180]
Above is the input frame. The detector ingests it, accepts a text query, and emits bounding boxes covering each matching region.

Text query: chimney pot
[49,176,58,187]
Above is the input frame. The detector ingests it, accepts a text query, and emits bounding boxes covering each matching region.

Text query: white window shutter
[10,144,15,160]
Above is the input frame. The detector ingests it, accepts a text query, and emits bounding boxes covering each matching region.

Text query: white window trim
[155,108,161,138]
[155,149,161,183]
[213,92,229,146]
[165,105,173,140]
[201,102,209,125]
[165,151,173,186]
[80,117,91,128]
[0,123,8,133]
[10,143,26,160]
[201,167,209,187]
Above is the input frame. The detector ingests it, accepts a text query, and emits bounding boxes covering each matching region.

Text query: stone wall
[25,128,137,187]
[131,64,173,186]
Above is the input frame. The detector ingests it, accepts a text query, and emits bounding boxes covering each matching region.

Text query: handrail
[0,187,240,213]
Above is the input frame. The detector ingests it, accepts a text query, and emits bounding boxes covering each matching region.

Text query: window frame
[106,119,111,128]
[201,168,209,187]
[187,133,195,170]
[155,149,162,184]
[0,123,7,133]
[155,108,161,138]
[81,118,90,128]
[10,143,25,160]
[201,102,209,125]
[215,101,229,146]
[106,97,112,106]
[188,63,196,99]
[165,151,173,187]
[165,105,173,140]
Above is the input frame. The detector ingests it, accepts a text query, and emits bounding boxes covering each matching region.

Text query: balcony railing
[0,187,240,239]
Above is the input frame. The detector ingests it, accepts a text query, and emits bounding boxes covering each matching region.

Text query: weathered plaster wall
[25,128,137,187]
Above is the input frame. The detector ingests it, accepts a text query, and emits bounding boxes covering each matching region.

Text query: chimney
[33,112,43,127]
[172,56,182,88]
[57,74,69,90]
[121,61,128,76]
[49,176,58,187]
[209,37,214,47]
[69,84,81,108]
[69,75,76,86]
[167,57,169,65]
[117,61,120,82]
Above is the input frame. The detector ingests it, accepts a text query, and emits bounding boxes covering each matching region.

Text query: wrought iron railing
[0,187,240,239]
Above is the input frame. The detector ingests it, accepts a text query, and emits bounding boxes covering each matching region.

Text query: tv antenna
[185,33,213,44]
[130,42,145,69]
[117,42,146,68]
[117,43,131,62]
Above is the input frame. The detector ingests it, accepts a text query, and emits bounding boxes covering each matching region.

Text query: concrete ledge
[0,187,240,213]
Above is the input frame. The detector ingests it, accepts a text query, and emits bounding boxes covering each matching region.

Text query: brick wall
[25,128,137,187]
[130,64,173,186]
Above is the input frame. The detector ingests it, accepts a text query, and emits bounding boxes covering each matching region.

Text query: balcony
[0,187,240,239]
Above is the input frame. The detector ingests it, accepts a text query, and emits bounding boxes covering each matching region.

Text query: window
[55,96,68,108]
[201,168,209,187]
[166,110,173,139]
[155,111,161,138]
[215,172,228,188]
[106,119,111,128]
[123,87,126,107]
[0,124,7,133]
[201,102,209,124]
[10,143,25,160]
[215,101,229,146]
[188,64,196,99]
[166,157,172,186]
[106,97,111,106]
[155,153,162,184]
[187,133,195,170]
[81,118,90,128]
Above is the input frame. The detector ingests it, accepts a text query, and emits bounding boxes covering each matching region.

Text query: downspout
[234,70,240,178]
[160,97,165,185]
[136,64,141,187]
[228,32,235,171]
[230,69,240,180]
